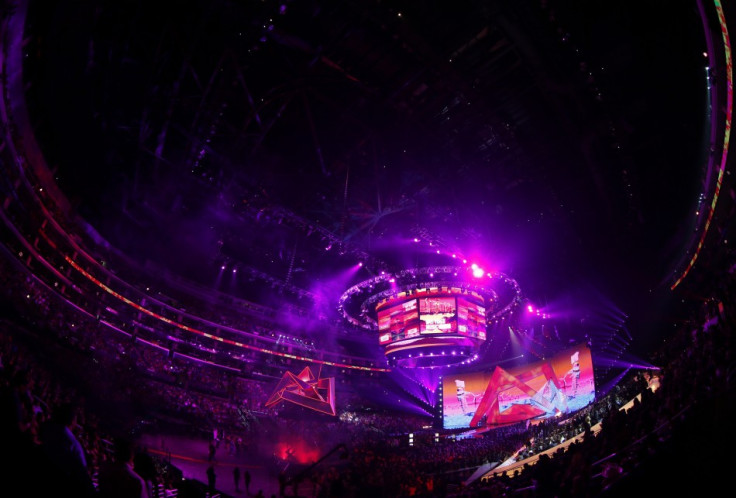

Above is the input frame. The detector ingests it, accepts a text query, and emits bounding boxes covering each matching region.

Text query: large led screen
[377,288,487,347]
[442,344,595,429]
[378,299,419,344]
[457,296,486,340]
[419,296,457,333]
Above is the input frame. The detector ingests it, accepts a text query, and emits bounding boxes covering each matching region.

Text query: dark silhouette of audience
[39,402,97,497]
[98,438,150,498]
[206,464,216,493]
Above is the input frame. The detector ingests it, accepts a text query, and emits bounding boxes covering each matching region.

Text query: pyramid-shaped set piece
[266,367,336,416]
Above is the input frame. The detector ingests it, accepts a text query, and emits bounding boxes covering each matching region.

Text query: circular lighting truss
[338,266,522,368]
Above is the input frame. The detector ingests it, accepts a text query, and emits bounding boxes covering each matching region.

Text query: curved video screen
[442,344,595,429]
[377,288,486,346]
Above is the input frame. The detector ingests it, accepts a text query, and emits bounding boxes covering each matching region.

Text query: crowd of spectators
[0,319,178,497]
[460,275,736,496]
[298,372,638,497]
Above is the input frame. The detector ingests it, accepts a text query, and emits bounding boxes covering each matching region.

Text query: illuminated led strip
[0,210,74,288]
[173,351,241,372]
[672,0,732,289]
[386,342,470,355]
[134,336,170,352]
[64,255,390,372]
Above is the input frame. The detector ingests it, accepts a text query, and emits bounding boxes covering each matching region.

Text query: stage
[139,433,286,497]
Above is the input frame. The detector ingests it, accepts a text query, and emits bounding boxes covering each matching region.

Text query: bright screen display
[442,344,595,429]
[457,296,486,340]
[378,299,419,344]
[419,296,457,333]
[376,288,486,346]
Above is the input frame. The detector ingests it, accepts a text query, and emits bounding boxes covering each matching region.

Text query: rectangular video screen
[457,297,486,340]
[442,344,595,429]
[419,296,457,333]
[377,298,419,344]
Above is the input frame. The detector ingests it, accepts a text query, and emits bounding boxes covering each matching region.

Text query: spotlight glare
[472,267,484,278]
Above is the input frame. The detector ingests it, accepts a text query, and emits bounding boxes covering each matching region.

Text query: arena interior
[1,1,736,497]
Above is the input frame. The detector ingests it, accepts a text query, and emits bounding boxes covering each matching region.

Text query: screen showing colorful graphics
[457,296,486,340]
[378,299,419,344]
[376,288,486,346]
[442,344,595,429]
[419,296,457,333]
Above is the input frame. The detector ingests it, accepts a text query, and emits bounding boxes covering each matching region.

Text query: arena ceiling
[20,0,712,351]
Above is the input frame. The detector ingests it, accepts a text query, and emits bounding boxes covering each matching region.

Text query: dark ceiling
[21,0,708,348]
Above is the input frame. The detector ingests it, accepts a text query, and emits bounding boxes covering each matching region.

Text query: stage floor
[140,433,305,497]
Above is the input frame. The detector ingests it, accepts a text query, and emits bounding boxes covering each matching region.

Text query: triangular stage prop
[266,366,336,416]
